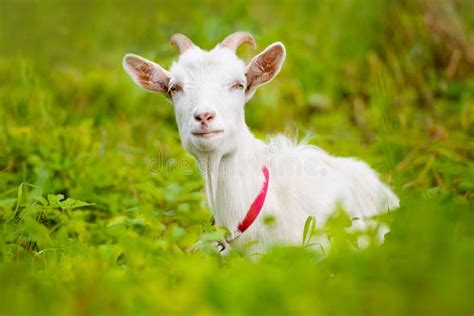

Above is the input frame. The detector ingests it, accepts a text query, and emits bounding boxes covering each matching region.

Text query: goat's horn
[170,33,194,54]
[219,32,256,52]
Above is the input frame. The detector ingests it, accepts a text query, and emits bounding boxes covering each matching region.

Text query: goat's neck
[196,127,266,227]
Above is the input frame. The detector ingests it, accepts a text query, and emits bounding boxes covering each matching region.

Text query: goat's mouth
[191,130,224,138]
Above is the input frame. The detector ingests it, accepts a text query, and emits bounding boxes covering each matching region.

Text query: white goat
[123,32,399,254]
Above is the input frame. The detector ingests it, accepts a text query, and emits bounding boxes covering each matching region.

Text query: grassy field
[0,0,473,315]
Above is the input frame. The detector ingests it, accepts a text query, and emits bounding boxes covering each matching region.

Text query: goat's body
[200,131,399,253]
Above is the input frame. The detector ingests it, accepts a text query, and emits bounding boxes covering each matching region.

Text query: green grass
[0,1,473,315]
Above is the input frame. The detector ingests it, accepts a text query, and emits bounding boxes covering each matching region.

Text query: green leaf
[47,194,65,207]
[14,183,24,215]
[302,215,316,247]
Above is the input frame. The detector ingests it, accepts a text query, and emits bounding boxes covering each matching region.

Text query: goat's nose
[194,111,215,124]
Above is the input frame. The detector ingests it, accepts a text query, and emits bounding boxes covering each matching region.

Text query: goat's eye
[231,82,245,90]
[169,84,182,95]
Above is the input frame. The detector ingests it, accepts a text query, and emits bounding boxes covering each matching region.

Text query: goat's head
[123,32,286,155]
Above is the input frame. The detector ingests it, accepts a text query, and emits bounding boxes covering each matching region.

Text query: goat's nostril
[205,112,215,121]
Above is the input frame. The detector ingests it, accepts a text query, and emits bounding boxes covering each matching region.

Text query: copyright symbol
[267,142,280,156]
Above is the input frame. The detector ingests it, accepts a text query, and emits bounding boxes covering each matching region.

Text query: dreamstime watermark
[147,142,328,177]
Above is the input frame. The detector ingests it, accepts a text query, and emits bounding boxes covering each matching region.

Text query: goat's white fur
[123,33,399,254]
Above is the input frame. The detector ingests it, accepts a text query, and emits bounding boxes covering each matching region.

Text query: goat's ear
[245,42,286,99]
[122,54,170,93]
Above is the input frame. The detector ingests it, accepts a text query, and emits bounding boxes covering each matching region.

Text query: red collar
[219,166,269,251]
[237,166,270,233]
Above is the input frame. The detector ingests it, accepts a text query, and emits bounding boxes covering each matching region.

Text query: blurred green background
[0,0,473,315]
